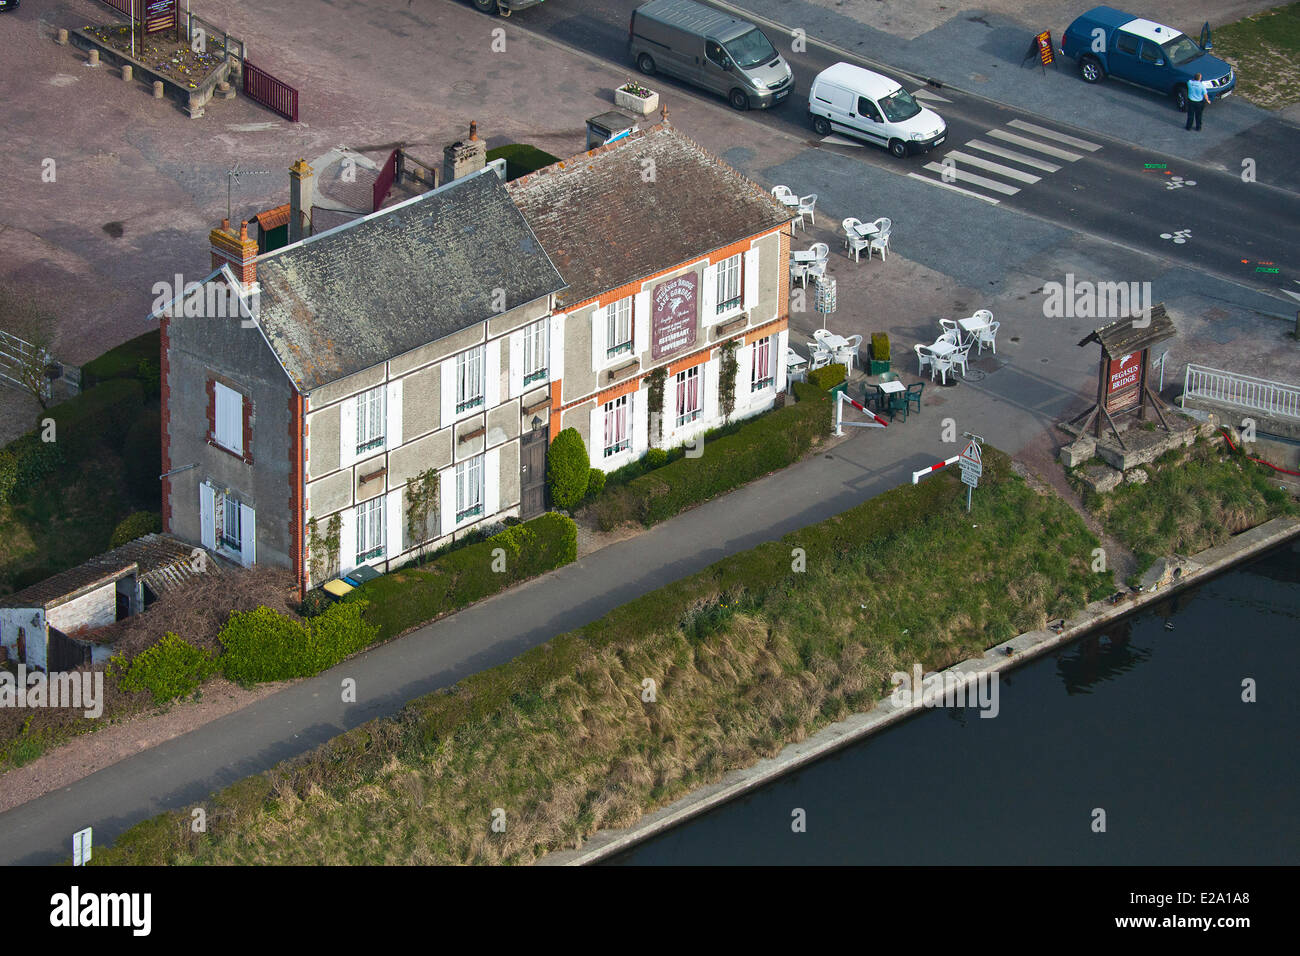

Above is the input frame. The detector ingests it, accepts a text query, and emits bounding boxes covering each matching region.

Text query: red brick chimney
[210,218,258,285]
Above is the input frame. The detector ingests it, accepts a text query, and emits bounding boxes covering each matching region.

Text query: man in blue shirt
[1185,73,1212,131]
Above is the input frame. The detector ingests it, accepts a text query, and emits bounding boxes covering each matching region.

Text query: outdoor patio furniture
[867,217,892,261]
[905,381,924,414]
[879,370,899,383]
[772,185,795,204]
[835,333,862,370]
[928,340,958,384]
[785,347,808,388]
[807,342,833,369]
[875,379,907,421]
[973,320,1000,355]
[939,318,960,337]
[842,218,871,261]
[796,194,818,230]
[950,342,972,377]
[914,344,934,375]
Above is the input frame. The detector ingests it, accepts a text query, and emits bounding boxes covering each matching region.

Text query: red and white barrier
[912,455,960,484]
[834,390,889,436]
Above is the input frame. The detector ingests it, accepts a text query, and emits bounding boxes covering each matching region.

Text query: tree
[548,428,590,511]
[0,285,59,410]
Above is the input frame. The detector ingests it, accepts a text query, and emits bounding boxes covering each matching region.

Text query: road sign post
[957,436,983,512]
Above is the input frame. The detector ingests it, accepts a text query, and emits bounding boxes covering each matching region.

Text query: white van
[808,62,946,158]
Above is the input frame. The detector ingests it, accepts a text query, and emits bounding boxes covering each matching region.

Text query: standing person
[1185,73,1211,131]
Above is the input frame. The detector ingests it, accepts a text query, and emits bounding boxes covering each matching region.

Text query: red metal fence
[98,0,134,16]
[243,59,299,122]
[373,149,400,212]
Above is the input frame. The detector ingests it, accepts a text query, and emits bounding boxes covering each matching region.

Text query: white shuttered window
[356,496,385,564]
[213,382,243,455]
[355,385,386,456]
[456,346,485,413]
[522,319,549,385]
[716,254,742,314]
[456,455,485,523]
[607,297,633,358]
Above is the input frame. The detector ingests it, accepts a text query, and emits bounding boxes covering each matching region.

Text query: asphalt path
[514,0,1300,299]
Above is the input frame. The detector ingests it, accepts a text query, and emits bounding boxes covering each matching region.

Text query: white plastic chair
[931,353,954,385]
[867,217,892,261]
[805,259,827,283]
[813,328,833,347]
[939,318,960,338]
[974,320,999,355]
[790,261,809,287]
[808,345,833,370]
[937,328,960,347]
[950,343,972,377]
[915,344,933,375]
[809,241,829,262]
[796,194,817,230]
[842,218,869,261]
[836,334,862,371]
[772,185,794,204]
[971,309,993,324]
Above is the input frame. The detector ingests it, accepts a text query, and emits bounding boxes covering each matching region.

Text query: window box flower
[615,81,659,116]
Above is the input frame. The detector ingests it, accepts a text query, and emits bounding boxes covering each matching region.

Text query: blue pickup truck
[468,0,545,15]
[1060,6,1236,111]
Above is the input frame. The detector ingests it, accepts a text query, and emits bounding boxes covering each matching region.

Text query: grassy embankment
[1213,2,1300,110]
[95,446,1112,865]
[1069,435,1297,582]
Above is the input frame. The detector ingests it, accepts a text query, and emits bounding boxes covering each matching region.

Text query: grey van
[629,0,794,110]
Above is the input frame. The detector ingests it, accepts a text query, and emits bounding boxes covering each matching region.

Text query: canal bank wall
[539,515,1300,865]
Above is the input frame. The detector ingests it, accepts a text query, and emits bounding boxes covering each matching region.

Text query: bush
[298,589,334,618]
[219,601,379,684]
[348,513,578,642]
[645,447,669,469]
[81,329,160,389]
[870,333,890,362]
[585,467,606,500]
[42,378,144,461]
[0,449,16,506]
[110,511,161,547]
[806,363,847,391]
[3,431,66,488]
[548,428,590,511]
[110,632,220,705]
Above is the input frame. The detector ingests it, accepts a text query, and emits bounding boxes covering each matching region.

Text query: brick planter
[615,86,659,115]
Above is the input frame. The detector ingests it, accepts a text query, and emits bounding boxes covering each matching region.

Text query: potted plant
[615,79,659,116]
[869,333,891,375]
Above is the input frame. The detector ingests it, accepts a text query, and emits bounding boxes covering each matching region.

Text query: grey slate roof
[0,534,222,611]
[508,123,794,309]
[253,169,567,390]
[1077,304,1176,357]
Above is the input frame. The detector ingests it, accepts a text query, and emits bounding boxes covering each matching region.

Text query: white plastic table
[818,332,848,351]
[877,380,905,394]
[852,222,880,239]
[928,340,959,384]
[791,249,819,263]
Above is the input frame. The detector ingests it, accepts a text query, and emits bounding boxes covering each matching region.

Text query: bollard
[88,49,99,67]
[57,29,69,45]
[153,80,164,99]
[122,65,132,82]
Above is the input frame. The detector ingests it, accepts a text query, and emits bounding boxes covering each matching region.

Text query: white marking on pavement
[226,122,281,132]
[912,88,952,102]
[943,151,1042,183]
[820,134,865,147]
[907,173,1002,204]
[922,163,1021,195]
[49,74,80,87]
[1007,119,1103,151]
[965,139,1062,172]
[986,128,1084,161]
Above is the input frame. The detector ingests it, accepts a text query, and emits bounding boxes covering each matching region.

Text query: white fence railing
[1183,363,1300,420]
[0,329,53,399]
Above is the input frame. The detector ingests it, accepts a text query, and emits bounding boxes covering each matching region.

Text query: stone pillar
[289,158,314,243]
[442,121,487,185]
[154,80,165,99]
[57,29,69,45]
[88,49,99,67]
[122,65,132,82]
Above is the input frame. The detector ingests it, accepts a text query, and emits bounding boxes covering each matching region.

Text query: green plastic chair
[905,381,924,414]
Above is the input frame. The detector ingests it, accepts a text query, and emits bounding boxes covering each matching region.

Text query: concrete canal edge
[538,516,1300,866]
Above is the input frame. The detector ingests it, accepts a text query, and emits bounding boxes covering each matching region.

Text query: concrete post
[289,159,314,243]
[57,29,69,45]
[88,49,99,67]
[153,80,165,99]
[122,65,132,82]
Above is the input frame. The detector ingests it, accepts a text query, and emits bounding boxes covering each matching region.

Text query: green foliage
[298,588,334,619]
[219,601,379,684]
[110,510,161,547]
[43,379,144,461]
[135,358,161,399]
[485,144,561,181]
[719,340,739,423]
[805,363,847,391]
[548,428,590,511]
[870,333,890,362]
[646,367,667,446]
[404,467,440,555]
[645,447,669,469]
[0,449,16,506]
[348,513,578,642]
[110,632,219,705]
[3,431,66,490]
[123,408,161,508]
[81,329,160,389]
[585,467,606,500]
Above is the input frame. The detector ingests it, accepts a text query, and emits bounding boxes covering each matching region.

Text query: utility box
[586,110,639,150]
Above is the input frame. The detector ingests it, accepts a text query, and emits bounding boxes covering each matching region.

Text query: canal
[611,540,1300,865]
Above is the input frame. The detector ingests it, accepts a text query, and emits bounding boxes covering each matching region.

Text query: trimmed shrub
[348,513,578,642]
[547,428,590,511]
[0,449,16,506]
[110,511,161,547]
[645,447,669,469]
[805,363,847,391]
[585,467,606,500]
[110,632,220,705]
[298,589,334,618]
[219,601,379,684]
[43,378,144,461]
[870,333,890,362]
[4,431,66,488]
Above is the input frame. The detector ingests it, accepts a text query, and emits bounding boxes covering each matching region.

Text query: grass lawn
[1072,437,1297,582]
[1212,2,1300,109]
[97,447,1114,865]
[486,144,560,181]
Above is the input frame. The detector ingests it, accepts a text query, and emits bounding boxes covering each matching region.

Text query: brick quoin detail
[160,314,173,533]
[205,377,216,443]
[289,390,305,597]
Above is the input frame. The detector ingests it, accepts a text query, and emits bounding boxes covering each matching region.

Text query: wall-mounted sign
[651,272,699,361]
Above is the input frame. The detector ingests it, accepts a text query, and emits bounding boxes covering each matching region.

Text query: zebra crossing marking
[921,163,1021,195]
[964,139,1062,172]
[986,128,1085,161]
[942,150,1043,184]
[1006,119,1103,151]
[907,172,1003,204]
[912,88,952,103]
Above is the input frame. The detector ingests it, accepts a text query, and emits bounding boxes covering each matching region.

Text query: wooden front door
[520,425,549,519]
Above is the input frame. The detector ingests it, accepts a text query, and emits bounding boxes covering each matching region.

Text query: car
[468,0,544,16]
[808,62,946,158]
[0,0,20,12]
[1060,6,1236,110]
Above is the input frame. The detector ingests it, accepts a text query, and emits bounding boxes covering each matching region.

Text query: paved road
[514,0,1300,298]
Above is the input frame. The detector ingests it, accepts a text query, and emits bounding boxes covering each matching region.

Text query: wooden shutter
[484,449,500,519]
[386,378,402,451]
[241,394,253,462]
[630,392,646,455]
[338,506,356,576]
[385,488,404,562]
[199,483,216,550]
[704,359,721,422]
[485,338,501,409]
[440,357,456,427]
[590,305,607,370]
[775,329,789,392]
[633,291,650,356]
[239,503,256,567]
[508,330,524,398]
[701,265,718,323]
[743,247,761,313]
[339,394,357,469]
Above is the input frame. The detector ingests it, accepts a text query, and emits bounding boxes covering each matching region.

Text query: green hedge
[2,431,66,490]
[805,363,847,391]
[81,329,160,390]
[110,632,220,705]
[548,428,589,511]
[42,378,145,461]
[219,601,379,684]
[590,383,830,529]
[346,513,578,642]
[0,449,16,506]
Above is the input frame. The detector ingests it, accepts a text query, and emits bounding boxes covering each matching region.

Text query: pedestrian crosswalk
[907,113,1103,205]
